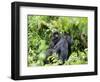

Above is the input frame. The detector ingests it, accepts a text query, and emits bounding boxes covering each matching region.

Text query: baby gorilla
[54,32,73,64]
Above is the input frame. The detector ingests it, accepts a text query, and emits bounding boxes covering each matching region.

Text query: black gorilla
[45,32,73,64]
[54,32,73,63]
[45,32,61,56]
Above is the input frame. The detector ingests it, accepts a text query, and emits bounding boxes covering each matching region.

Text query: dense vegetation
[27,15,88,66]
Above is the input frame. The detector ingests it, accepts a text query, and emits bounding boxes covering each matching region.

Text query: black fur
[46,32,73,64]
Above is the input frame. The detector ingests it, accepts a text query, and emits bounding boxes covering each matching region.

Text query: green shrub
[27,16,88,66]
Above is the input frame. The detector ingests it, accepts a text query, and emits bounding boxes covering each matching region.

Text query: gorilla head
[49,31,61,48]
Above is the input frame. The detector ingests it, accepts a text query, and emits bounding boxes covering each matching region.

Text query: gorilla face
[49,31,61,48]
[52,32,61,44]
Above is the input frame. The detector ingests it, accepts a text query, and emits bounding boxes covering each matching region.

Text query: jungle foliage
[27,15,88,66]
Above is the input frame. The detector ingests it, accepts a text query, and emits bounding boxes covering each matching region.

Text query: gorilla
[54,32,73,63]
[45,32,73,64]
